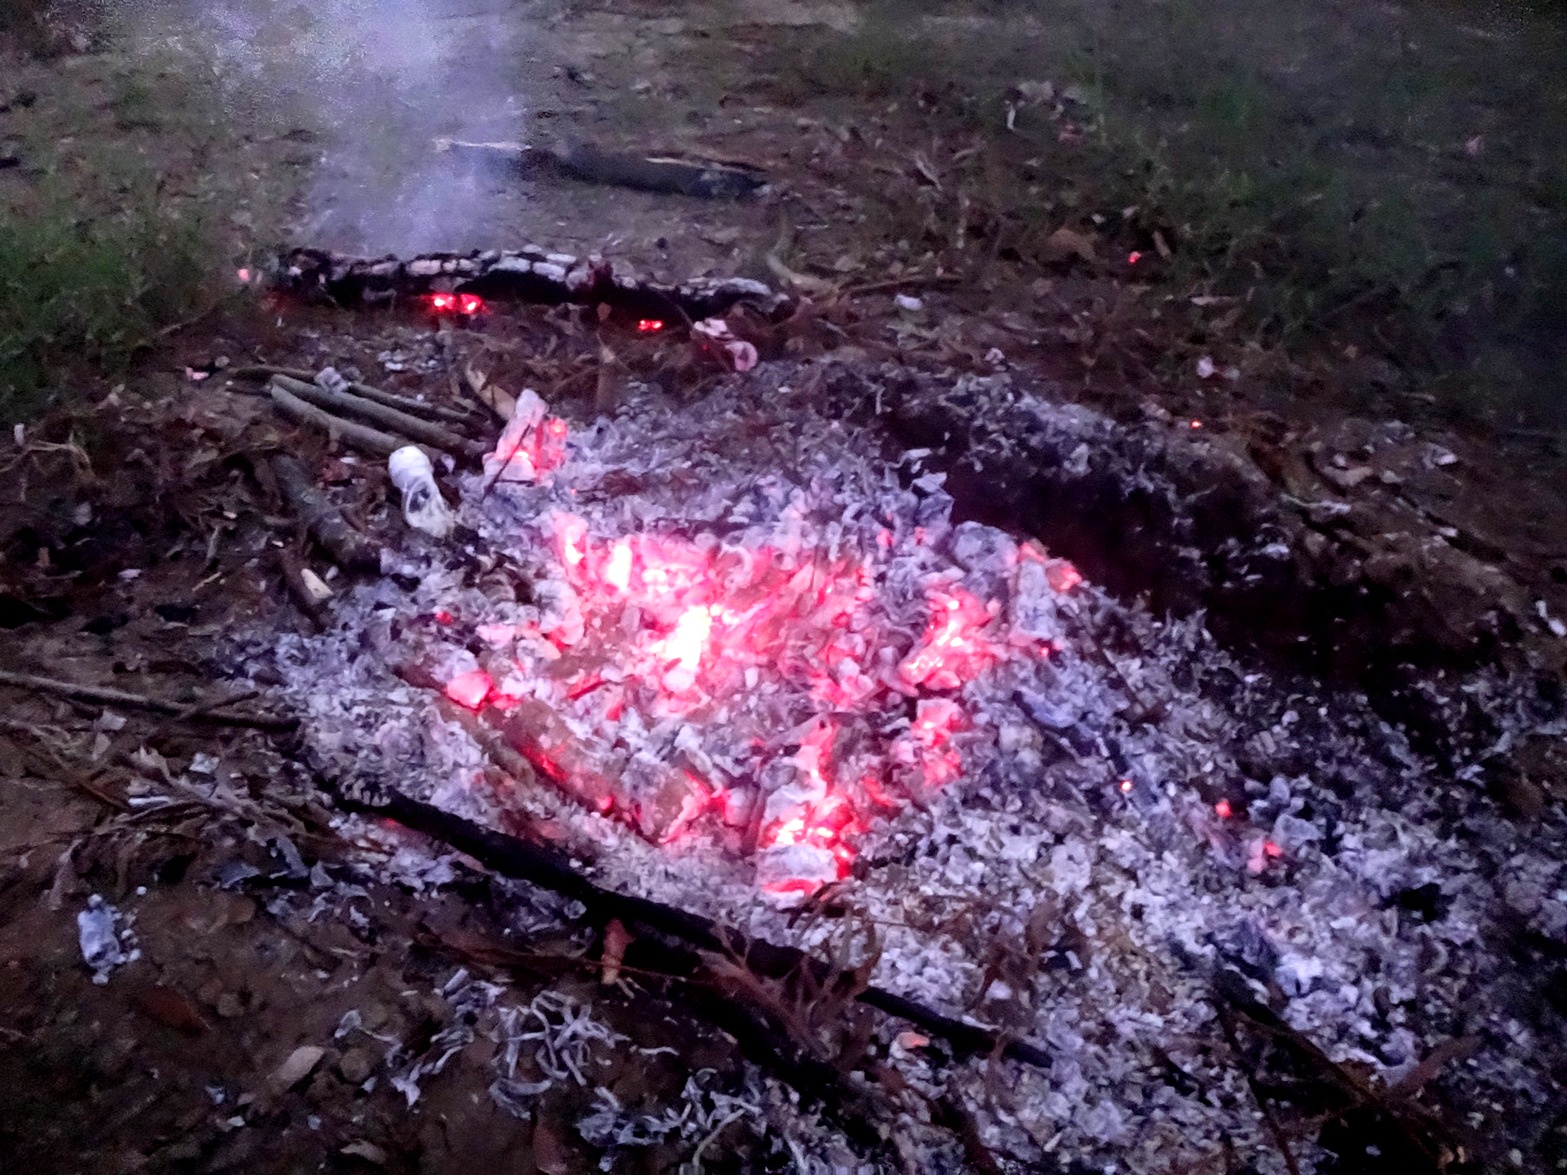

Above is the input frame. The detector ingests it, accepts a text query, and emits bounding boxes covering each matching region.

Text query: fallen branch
[0,669,296,731]
[437,137,767,200]
[324,772,1051,1069]
[271,374,483,461]
[274,546,328,629]
[229,366,481,425]
[270,455,382,574]
[267,381,420,458]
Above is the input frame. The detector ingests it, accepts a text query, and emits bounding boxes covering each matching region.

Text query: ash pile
[263,362,1567,1172]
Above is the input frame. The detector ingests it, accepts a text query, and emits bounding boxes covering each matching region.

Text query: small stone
[338,1047,376,1086]
[269,1045,325,1094]
[215,992,245,1019]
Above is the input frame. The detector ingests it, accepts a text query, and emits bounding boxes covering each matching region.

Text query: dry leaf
[595,345,626,417]
[340,1140,388,1165]
[910,153,942,189]
[133,984,210,1035]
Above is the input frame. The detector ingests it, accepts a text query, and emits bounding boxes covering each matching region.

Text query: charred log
[323,771,1052,1071]
[437,137,767,200]
[274,247,790,323]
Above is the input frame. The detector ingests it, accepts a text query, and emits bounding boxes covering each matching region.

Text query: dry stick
[229,366,481,425]
[327,774,1052,1070]
[838,273,965,299]
[268,381,417,458]
[270,455,382,574]
[1216,1002,1304,1175]
[0,670,295,731]
[171,687,262,723]
[270,375,484,459]
[274,547,328,629]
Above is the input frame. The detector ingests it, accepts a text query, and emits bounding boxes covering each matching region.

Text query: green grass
[758,0,1567,419]
[0,169,218,418]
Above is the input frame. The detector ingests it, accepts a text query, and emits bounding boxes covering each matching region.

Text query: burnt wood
[325,772,1051,1071]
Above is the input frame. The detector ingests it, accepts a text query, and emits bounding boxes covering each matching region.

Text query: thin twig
[0,669,295,731]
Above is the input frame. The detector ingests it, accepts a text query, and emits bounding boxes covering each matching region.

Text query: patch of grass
[0,167,218,418]
[759,0,1567,419]
[774,6,950,101]
[110,70,162,130]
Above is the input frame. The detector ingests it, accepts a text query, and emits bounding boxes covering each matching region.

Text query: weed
[0,167,218,418]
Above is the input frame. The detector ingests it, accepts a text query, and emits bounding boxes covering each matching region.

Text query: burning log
[269,374,484,462]
[269,455,381,575]
[274,246,790,322]
[324,771,1052,1071]
[436,137,768,200]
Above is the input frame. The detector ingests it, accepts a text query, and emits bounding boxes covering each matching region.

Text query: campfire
[259,324,1566,1171]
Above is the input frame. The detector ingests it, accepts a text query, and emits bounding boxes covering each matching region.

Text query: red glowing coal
[434,500,1077,894]
[428,291,486,316]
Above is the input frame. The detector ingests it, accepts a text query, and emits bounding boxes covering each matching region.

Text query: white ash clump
[256,365,1567,1172]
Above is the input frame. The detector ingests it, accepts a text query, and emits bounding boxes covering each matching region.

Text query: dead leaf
[132,984,210,1035]
[1041,226,1096,265]
[595,345,626,417]
[1384,1035,1481,1101]
[340,1140,388,1165]
[465,363,515,421]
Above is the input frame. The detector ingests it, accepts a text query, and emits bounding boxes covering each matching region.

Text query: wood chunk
[271,455,382,575]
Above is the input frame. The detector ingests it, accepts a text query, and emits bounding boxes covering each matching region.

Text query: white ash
[257,367,1567,1171]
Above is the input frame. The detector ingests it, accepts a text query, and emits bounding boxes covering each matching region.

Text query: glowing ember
[428,291,486,316]
[445,669,494,710]
[1214,798,1233,819]
[636,318,665,333]
[391,398,1082,894]
[655,604,714,691]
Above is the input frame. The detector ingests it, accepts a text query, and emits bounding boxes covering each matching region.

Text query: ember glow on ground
[434,411,1070,894]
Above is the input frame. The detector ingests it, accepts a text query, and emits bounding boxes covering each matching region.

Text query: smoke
[144,0,534,254]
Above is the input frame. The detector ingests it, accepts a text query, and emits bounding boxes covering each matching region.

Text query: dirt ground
[3,1,1567,1172]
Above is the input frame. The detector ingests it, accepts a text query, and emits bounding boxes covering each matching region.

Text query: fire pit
[260,355,1566,1171]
